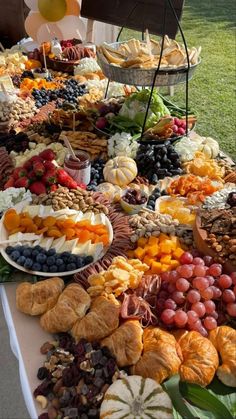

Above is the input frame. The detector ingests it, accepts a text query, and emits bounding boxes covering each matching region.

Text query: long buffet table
[0,283,50,419]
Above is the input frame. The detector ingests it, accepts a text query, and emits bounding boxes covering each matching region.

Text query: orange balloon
[66,0,80,16]
[25,12,47,41]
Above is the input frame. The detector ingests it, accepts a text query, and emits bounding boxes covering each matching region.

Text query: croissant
[101,320,143,367]
[131,327,182,383]
[16,277,64,315]
[209,326,236,387]
[174,330,219,387]
[71,296,120,342]
[40,283,91,333]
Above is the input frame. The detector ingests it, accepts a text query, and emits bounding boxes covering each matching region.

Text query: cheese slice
[51,236,66,252]
[24,205,40,218]
[39,205,54,217]
[59,239,78,253]
[37,237,54,250]
[8,232,40,243]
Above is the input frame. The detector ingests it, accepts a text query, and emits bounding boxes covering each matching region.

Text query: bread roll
[40,283,91,333]
[71,296,120,342]
[209,326,236,387]
[101,320,143,367]
[16,277,64,316]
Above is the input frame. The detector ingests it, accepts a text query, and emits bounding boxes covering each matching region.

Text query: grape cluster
[157,252,236,336]
[136,141,182,183]
[32,79,86,108]
[87,159,105,191]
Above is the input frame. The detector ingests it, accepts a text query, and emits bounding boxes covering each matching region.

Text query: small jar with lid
[64,151,91,185]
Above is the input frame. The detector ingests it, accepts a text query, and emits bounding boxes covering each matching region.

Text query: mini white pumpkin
[103,156,138,187]
[100,375,173,419]
[199,137,219,159]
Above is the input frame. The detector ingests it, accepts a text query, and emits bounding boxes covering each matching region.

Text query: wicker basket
[97,42,200,87]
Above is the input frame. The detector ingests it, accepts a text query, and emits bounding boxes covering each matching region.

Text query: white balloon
[56,15,86,40]
[24,0,39,11]
[37,23,63,43]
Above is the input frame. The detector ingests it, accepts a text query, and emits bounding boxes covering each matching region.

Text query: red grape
[211,310,219,320]
[231,272,236,285]
[187,310,199,325]
[191,302,206,317]
[192,277,209,291]
[222,289,235,303]
[176,277,190,292]
[218,274,232,289]
[177,264,193,279]
[226,303,236,317]
[187,289,201,303]
[161,271,171,282]
[193,265,207,277]
[164,299,177,310]
[174,310,188,327]
[169,270,180,283]
[208,263,222,277]
[168,283,176,293]
[203,316,217,330]
[191,319,202,331]
[156,298,165,310]
[161,309,175,324]
[204,300,216,314]
[210,286,222,299]
[203,255,213,266]
[180,252,193,264]
[233,285,236,297]
[161,282,169,291]
[159,290,169,299]
[201,287,214,300]
[192,257,205,265]
[198,325,208,337]
[172,291,185,304]
[205,275,215,286]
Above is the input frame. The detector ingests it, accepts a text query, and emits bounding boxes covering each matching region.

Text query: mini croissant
[16,277,64,315]
[209,326,236,387]
[174,330,219,387]
[71,296,120,342]
[40,283,91,333]
[101,320,143,367]
[131,327,182,383]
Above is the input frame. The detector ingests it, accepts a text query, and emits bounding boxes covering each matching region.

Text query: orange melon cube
[160,255,172,264]
[143,255,154,267]
[151,261,162,274]
[159,240,173,254]
[173,247,185,259]
[134,247,146,261]
[137,237,148,248]
[148,236,159,246]
[126,250,135,258]
[146,245,159,257]
[159,233,170,242]
[170,259,180,269]
[161,264,171,272]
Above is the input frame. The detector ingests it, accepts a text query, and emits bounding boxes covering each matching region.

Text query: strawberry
[23,159,32,171]
[57,168,71,186]
[44,161,56,171]
[50,184,58,192]
[29,181,47,195]
[14,177,29,188]
[66,179,78,189]
[28,170,37,183]
[39,149,56,161]
[77,183,87,190]
[13,167,27,180]
[4,176,15,189]
[33,161,45,177]
[42,169,57,185]
[29,156,43,164]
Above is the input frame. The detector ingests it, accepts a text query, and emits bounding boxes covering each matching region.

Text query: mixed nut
[32,187,108,215]
[0,96,37,125]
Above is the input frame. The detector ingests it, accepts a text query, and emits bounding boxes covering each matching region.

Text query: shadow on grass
[182,0,236,28]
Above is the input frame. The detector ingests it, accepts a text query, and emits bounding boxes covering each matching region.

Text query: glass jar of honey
[64,151,91,185]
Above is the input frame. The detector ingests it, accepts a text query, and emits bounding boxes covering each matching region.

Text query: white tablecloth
[0,284,51,419]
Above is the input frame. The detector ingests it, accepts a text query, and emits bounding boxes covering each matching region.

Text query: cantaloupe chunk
[161,264,171,272]
[151,261,162,274]
[137,237,148,248]
[170,259,180,269]
[173,247,185,259]
[159,233,170,242]
[160,255,172,264]
[148,236,159,246]
[159,240,173,254]
[146,245,159,257]
[134,247,146,261]
[143,255,154,267]
[126,250,134,258]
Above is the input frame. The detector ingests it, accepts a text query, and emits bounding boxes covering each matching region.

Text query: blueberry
[17,256,26,266]
[57,263,66,272]
[42,264,49,273]
[49,265,58,272]
[84,256,93,265]
[66,263,77,271]
[61,251,71,259]
[24,258,33,269]
[14,245,23,253]
[55,258,64,266]
[22,248,32,257]
[47,256,56,265]
[148,199,155,206]
[32,249,40,258]
[47,249,56,256]
[32,263,42,271]
[36,254,47,264]
[76,257,83,268]
[68,255,77,264]
[11,251,21,261]
[5,246,14,255]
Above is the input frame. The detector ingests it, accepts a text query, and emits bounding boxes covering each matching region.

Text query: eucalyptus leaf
[180,381,234,419]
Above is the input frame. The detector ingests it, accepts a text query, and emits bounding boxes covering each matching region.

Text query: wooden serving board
[193,215,235,274]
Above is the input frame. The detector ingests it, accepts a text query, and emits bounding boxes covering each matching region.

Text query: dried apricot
[47,228,62,238]
[4,210,20,231]
[43,216,57,228]
[65,228,75,240]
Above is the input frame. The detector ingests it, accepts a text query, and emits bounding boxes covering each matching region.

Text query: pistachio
[36,395,48,409]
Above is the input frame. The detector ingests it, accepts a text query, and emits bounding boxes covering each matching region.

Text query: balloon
[37,23,63,43]
[25,12,47,41]
[56,15,86,40]
[24,0,38,10]
[65,0,80,16]
[38,0,67,22]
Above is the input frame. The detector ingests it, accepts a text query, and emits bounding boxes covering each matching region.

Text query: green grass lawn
[122,0,236,159]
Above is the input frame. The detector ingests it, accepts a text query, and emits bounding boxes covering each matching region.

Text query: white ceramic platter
[0,201,113,277]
